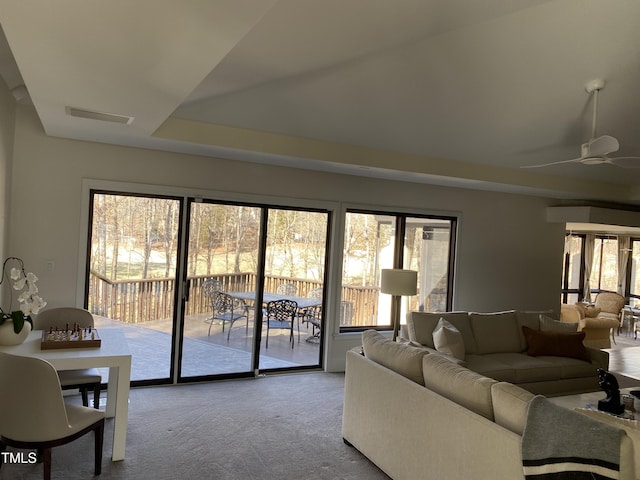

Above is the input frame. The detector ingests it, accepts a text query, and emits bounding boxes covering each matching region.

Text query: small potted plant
[0,257,47,345]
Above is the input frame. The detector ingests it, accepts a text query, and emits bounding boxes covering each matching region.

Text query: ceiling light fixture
[65,106,134,125]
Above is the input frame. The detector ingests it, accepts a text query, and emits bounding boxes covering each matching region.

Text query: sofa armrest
[585,347,609,370]
[579,316,620,330]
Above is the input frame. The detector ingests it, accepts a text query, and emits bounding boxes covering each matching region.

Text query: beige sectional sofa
[404,310,609,396]
[342,331,636,480]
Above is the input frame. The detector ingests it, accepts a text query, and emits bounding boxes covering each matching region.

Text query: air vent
[65,106,134,125]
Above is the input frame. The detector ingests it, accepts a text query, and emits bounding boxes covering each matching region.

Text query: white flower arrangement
[0,257,47,333]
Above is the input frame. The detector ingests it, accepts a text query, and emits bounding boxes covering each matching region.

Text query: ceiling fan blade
[588,135,619,157]
[608,156,640,168]
[520,158,583,169]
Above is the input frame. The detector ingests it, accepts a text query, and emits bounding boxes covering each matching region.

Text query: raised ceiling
[1,0,640,204]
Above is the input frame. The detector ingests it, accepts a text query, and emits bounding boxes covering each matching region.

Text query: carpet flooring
[0,372,390,480]
[4,342,640,480]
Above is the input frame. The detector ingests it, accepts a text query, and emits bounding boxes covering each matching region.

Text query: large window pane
[591,237,618,293]
[629,239,640,306]
[404,218,452,314]
[561,234,583,304]
[340,211,455,331]
[341,213,395,328]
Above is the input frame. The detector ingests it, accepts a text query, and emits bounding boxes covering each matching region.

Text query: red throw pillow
[522,326,590,362]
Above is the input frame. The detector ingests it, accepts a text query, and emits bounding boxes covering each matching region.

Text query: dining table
[0,327,132,461]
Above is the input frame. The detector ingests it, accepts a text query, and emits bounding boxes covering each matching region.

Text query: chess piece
[597,368,625,415]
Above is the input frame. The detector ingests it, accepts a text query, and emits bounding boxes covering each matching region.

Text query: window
[590,236,618,294]
[340,210,456,332]
[562,233,629,304]
[561,234,584,304]
[628,238,640,307]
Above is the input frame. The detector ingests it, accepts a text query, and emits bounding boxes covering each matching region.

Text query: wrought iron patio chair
[264,299,299,348]
[276,283,297,296]
[34,307,102,409]
[202,278,224,302]
[302,304,322,343]
[204,291,249,340]
[301,287,323,331]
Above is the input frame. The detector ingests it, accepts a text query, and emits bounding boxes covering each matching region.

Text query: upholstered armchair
[560,292,624,349]
[594,291,626,331]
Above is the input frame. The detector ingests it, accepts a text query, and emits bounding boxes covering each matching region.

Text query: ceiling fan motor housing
[585,78,605,93]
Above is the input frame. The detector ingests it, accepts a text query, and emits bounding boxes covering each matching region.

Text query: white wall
[0,79,16,305]
[7,105,566,371]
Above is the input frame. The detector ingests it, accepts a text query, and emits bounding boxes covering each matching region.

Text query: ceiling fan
[522,79,640,169]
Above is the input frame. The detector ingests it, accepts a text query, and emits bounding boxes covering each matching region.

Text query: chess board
[40,328,102,350]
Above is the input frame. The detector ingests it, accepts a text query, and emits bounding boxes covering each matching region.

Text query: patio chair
[276,283,297,296]
[300,287,323,331]
[202,278,224,302]
[302,304,322,343]
[204,291,249,340]
[0,352,105,480]
[34,307,102,409]
[264,299,299,348]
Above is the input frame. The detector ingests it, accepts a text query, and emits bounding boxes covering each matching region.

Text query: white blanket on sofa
[522,395,622,479]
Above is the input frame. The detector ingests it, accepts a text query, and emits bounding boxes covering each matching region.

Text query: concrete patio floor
[94,312,322,383]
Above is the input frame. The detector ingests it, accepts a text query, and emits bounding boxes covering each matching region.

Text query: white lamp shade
[380,269,417,296]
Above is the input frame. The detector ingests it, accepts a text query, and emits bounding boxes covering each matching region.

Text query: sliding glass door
[86,192,330,384]
[179,200,330,380]
[86,192,181,383]
[259,208,329,370]
[180,201,261,378]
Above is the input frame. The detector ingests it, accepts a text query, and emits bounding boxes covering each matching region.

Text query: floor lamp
[381,269,418,341]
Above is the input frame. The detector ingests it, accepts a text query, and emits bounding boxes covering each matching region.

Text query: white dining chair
[35,307,102,408]
[0,352,105,480]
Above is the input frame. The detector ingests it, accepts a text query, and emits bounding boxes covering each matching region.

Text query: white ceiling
[1,0,640,204]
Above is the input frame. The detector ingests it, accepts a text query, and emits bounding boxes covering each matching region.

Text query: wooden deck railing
[88,271,378,326]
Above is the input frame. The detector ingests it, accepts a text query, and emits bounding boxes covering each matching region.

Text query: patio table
[228,291,322,309]
[228,291,323,342]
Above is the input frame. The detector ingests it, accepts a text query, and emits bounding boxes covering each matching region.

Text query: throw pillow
[361,330,429,385]
[539,314,578,333]
[573,302,587,318]
[522,326,589,362]
[432,317,465,361]
[584,305,602,318]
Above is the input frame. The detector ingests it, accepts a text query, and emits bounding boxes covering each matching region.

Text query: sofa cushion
[522,326,590,362]
[422,353,497,420]
[598,312,620,322]
[482,353,563,384]
[432,318,465,360]
[537,355,598,380]
[467,352,569,384]
[491,382,535,435]
[362,330,429,385]
[464,354,517,383]
[540,314,578,333]
[407,312,477,354]
[469,311,521,354]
